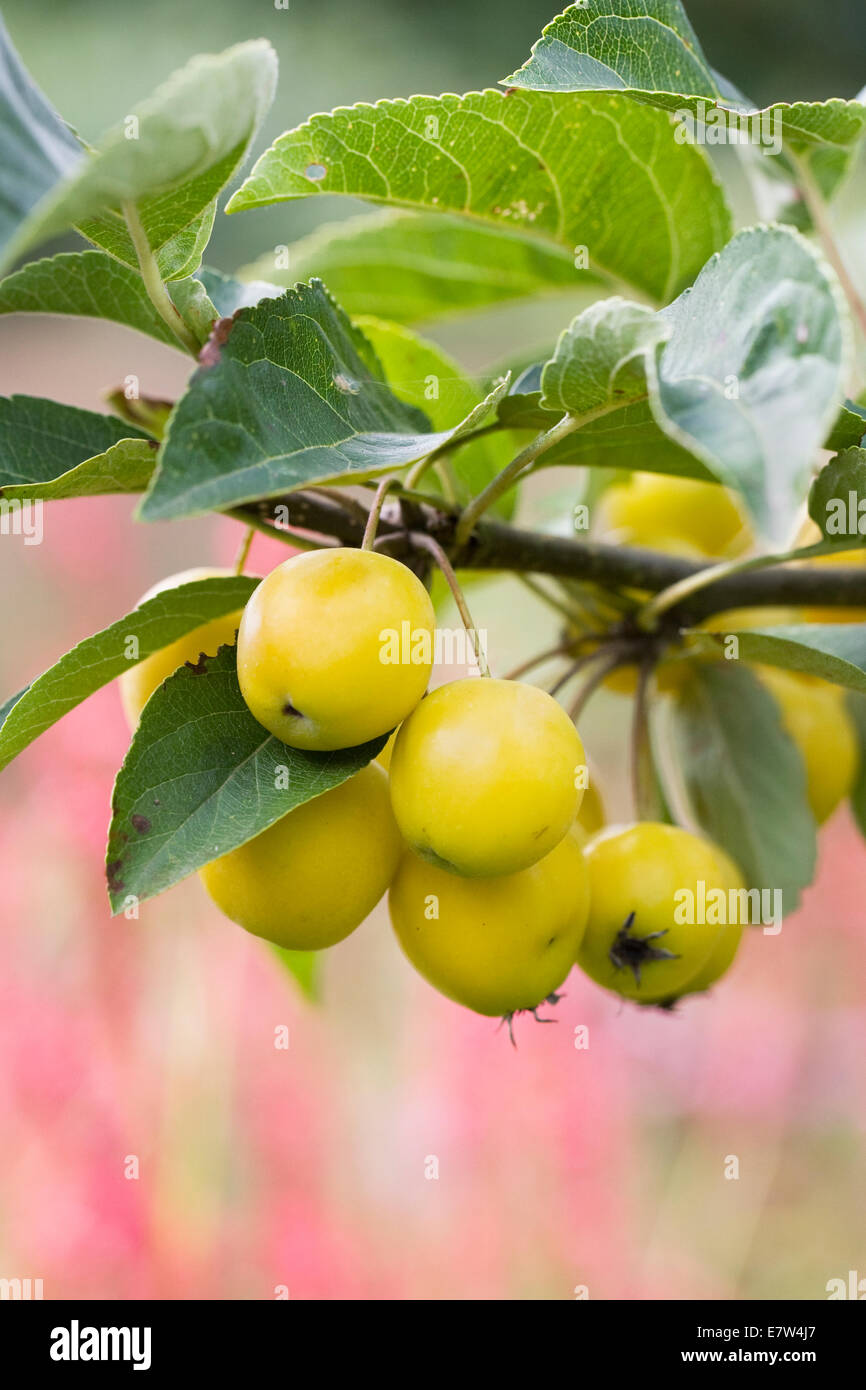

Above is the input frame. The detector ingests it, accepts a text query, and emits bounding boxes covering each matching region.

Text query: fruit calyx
[500,991,564,1048]
[608,911,679,986]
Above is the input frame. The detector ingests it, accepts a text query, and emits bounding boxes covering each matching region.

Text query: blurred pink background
[1,316,865,1301]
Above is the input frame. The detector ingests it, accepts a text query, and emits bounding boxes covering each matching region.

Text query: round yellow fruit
[120,567,244,729]
[577,822,745,1005]
[237,548,435,750]
[388,831,590,1016]
[758,666,859,824]
[595,472,752,558]
[389,677,586,877]
[679,908,744,997]
[199,762,402,950]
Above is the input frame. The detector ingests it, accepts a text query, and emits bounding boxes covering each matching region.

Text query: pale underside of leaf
[647,224,850,544]
[540,295,671,415]
[0,15,81,264]
[2,39,277,273]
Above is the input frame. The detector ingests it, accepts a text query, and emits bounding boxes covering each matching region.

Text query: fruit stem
[567,643,633,723]
[225,507,332,551]
[362,477,397,550]
[503,639,580,681]
[233,525,256,575]
[406,422,504,491]
[408,531,490,677]
[121,201,201,356]
[454,412,583,549]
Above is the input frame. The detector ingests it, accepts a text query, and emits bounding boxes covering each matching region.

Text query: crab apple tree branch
[233,490,866,621]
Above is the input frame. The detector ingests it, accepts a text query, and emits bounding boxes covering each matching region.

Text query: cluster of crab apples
[119,524,786,1028]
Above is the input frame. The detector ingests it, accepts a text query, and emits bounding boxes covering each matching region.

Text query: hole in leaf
[305,163,327,182]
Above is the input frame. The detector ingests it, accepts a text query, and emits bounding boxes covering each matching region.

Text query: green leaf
[0,15,81,265]
[79,200,217,282]
[504,5,866,199]
[545,399,711,477]
[846,692,866,841]
[139,280,507,522]
[239,209,589,323]
[353,314,519,516]
[227,89,732,304]
[269,944,321,1002]
[666,663,817,911]
[167,275,218,346]
[105,644,386,913]
[540,296,670,415]
[649,225,850,544]
[504,2,719,102]
[2,39,277,274]
[2,436,156,503]
[687,623,866,694]
[0,250,181,346]
[0,576,258,772]
[808,448,866,543]
[0,396,154,501]
[767,100,866,201]
[168,267,285,347]
[104,391,174,441]
[498,366,711,479]
[826,398,866,451]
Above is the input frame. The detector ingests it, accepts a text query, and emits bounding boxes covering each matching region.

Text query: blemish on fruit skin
[131,814,151,834]
[532,825,550,840]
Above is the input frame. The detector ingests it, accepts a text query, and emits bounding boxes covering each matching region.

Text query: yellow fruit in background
[758,667,859,824]
[199,763,402,950]
[388,831,590,1017]
[595,472,752,558]
[701,606,803,635]
[389,677,585,877]
[577,823,745,1005]
[576,778,605,837]
[237,548,436,750]
[120,567,244,729]
[377,731,397,771]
